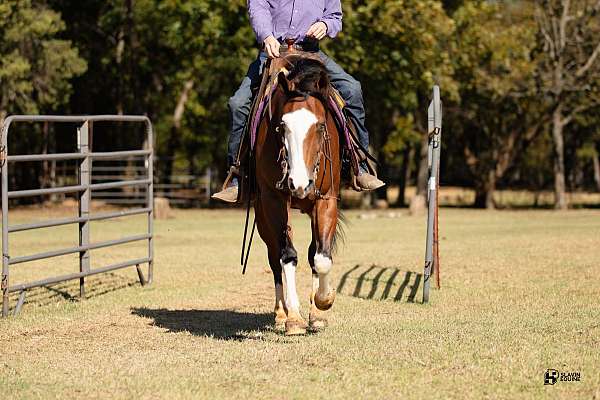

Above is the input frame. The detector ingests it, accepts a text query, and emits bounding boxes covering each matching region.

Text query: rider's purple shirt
[248,0,343,44]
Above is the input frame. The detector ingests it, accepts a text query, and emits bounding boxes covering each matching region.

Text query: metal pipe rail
[1,115,155,317]
[8,179,152,198]
[7,149,151,162]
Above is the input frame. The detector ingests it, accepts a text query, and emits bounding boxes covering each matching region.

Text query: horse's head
[277,58,330,199]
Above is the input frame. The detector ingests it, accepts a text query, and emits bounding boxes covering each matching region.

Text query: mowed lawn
[0,208,599,399]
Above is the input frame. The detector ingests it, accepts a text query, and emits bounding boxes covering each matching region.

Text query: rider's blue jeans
[227,51,370,166]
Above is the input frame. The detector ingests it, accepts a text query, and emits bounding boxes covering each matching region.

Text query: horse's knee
[314,252,332,275]
[280,246,298,266]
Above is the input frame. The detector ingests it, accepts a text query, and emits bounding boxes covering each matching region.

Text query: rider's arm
[320,0,343,38]
[248,0,274,44]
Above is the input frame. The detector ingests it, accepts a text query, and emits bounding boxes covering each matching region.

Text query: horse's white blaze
[282,108,318,190]
[282,261,300,311]
[314,252,332,297]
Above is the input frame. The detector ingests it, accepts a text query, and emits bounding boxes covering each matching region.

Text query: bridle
[273,100,337,201]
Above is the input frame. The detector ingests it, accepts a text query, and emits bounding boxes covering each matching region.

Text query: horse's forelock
[287,58,329,98]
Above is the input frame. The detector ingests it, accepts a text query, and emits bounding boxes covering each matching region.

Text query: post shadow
[336,264,423,303]
[131,308,272,340]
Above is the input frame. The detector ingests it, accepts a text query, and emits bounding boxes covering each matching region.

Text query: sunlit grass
[0,208,599,399]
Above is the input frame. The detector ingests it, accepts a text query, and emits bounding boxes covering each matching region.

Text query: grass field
[0,207,599,399]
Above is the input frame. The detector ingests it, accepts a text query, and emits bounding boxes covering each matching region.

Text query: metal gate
[1,115,154,317]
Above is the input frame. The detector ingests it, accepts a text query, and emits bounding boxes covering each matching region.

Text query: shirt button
[291,25,295,29]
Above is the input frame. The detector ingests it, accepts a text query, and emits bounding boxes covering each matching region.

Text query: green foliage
[327,0,457,164]
[1,0,599,201]
[447,1,543,206]
[0,0,86,117]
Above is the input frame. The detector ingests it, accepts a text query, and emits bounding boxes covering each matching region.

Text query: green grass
[1,208,599,399]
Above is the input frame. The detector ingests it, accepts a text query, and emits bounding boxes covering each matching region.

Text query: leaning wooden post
[423,86,442,304]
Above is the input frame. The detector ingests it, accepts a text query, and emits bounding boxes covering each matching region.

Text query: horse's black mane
[286,57,330,102]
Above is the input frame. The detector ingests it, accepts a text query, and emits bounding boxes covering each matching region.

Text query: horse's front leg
[256,190,307,335]
[280,223,308,335]
[311,198,338,314]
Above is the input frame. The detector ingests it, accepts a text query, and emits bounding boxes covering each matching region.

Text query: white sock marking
[282,108,318,191]
[282,261,300,312]
[314,253,332,298]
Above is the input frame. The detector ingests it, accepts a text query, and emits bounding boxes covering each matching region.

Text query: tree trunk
[552,105,568,209]
[415,129,429,196]
[410,132,429,213]
[593,143,600,192]
[474,169,496,209]
[375,156,388,202]
[164,79,195,184]
[395,145,413,207]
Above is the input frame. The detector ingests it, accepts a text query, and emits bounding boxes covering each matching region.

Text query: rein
[312,119,338,201]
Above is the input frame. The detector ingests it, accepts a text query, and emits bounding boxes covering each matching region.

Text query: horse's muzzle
[288,177,314,199]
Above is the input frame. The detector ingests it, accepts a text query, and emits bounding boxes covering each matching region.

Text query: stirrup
[212,166,241,204]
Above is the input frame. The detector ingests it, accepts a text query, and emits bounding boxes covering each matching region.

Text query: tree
[0,0,86,121]
[535,0,600,209]
[327,0,457,207]
[449,1,542,208]
[51,0,256,181]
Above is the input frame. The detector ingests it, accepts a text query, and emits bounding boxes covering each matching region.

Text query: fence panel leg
[78,121,91,298]
[2,124,9,317]
[13,290,26,316]
[146,123,154,285]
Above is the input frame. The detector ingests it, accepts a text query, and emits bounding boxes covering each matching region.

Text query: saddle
[226,47,377,202]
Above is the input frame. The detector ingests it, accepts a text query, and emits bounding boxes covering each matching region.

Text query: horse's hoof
[309,313,328,332]
[285,317,308,336]
[314,289,336,311]
[274,319,286,332]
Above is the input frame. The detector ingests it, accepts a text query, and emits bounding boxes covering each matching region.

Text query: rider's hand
[264,36,280,59]
[306,22,328,40]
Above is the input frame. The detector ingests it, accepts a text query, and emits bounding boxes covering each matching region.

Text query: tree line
[0,0,599,209]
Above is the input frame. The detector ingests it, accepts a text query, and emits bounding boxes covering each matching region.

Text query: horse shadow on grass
[131,308,272,341]
[337,264,423,303]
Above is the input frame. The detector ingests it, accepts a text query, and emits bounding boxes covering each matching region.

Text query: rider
[212,0,385,203]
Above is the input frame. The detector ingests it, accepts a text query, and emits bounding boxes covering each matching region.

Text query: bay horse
[253,54,341,335]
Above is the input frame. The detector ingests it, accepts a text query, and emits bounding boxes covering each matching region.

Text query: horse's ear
[318,70,330,95]
[278,71,291,93]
